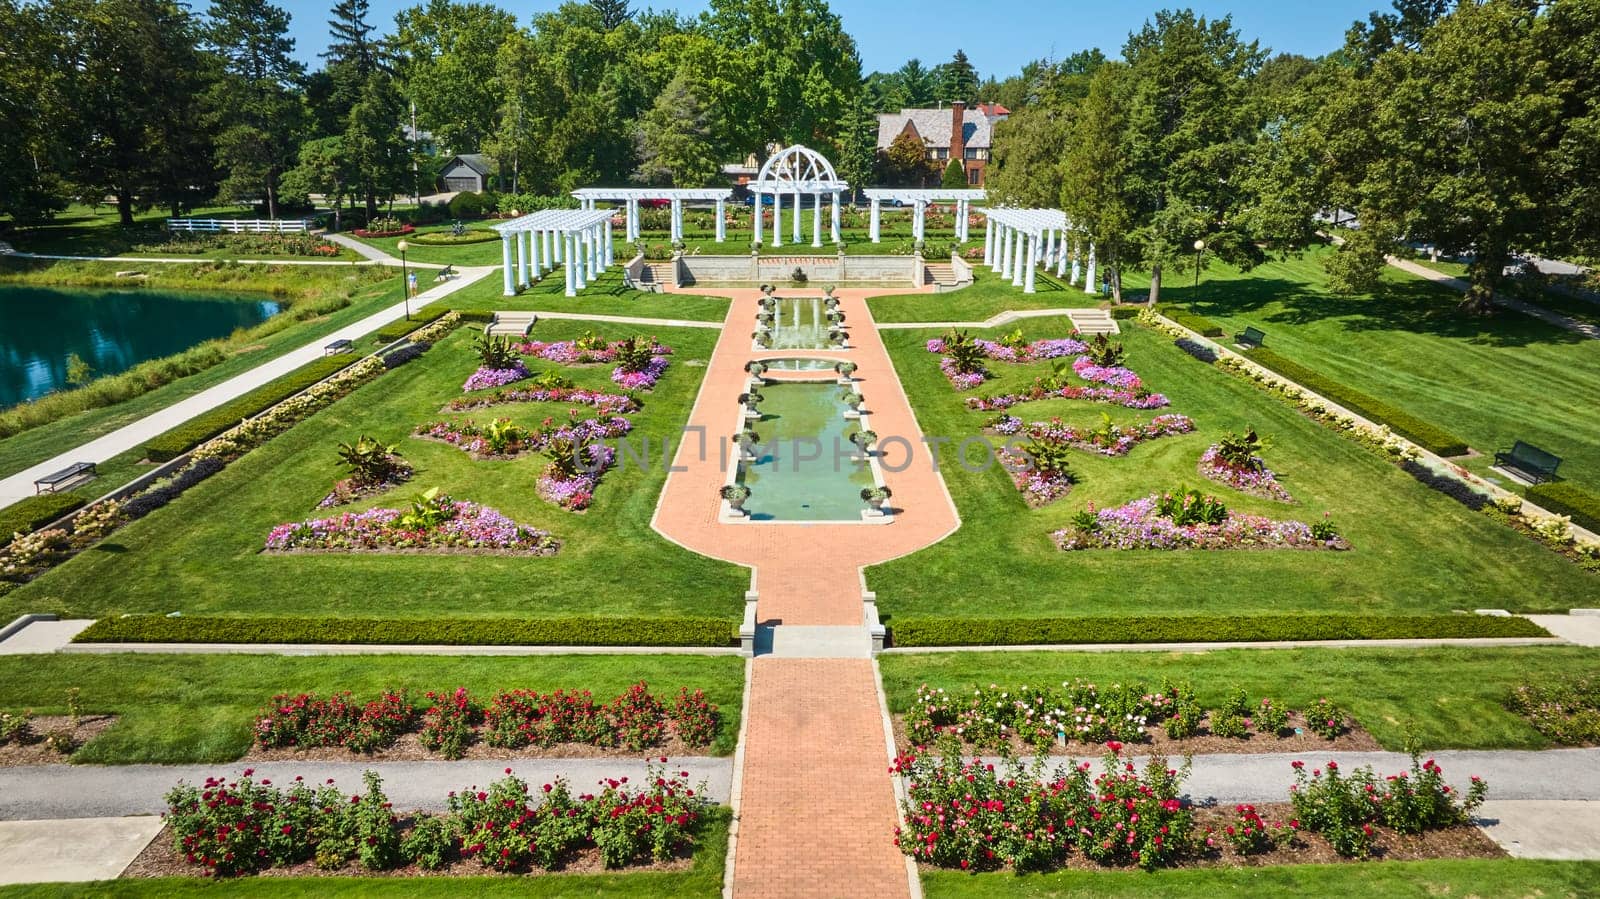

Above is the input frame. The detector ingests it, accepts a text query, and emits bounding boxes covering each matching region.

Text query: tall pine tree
[205,0,305,217]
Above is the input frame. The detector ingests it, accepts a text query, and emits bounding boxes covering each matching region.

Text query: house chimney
[950,101,966,175]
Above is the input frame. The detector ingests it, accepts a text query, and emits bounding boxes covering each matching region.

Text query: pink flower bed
[416,416,632,458]
[462,363,530,392]
[1200,444,1294,502]
[1053,494,1347,552]
[991,414,1196,457]
[611,355,670,390]
[998,447,1073,505]
[966,382,1171,411]
[265,496,559,554]
[537,443,617,511]
[514,338,673,365]
[939,357,988,390]
[926,336,1087,363]
[1071,356,1143,391]
[447,386,640,415]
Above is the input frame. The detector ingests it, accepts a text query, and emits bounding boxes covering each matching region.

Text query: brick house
[875,101,1009,186]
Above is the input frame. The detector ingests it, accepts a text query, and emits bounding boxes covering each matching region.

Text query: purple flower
[463,363,530,392]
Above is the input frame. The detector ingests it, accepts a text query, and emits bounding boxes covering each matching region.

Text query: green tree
[391,0,517,155]
[938,49,979,103]
[985,101,1068,206]
[59,0,216,225]
[1538,0,1600,264]
[1060,61,1136,301]
[635,69,719,186]
[879,129,931,186]
[833,100,878,201]
[589,0,630,30]
[343,72,408,216]
[0,0,70,223]
[320,0,386,129]
[204,0,306,218]
[281,135,351,228]
[892,58,935,107]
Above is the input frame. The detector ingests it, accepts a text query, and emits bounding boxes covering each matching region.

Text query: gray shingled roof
[445,154,495,176]
[875,107,995,150]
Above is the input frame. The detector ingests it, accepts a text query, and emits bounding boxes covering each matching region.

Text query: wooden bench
[1235,326,1267,349]
[484,311,537,337]
[1495,441,1562,484]
[324,338,353,355]
[34,461,96,494]
[434,264,456,282]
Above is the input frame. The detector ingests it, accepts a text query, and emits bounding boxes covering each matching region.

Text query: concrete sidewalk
[0,817,163,885]
[0,266,493,508]
[0,756,733,821]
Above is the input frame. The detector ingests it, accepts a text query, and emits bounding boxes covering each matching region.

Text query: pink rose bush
[264,493,559,555]
[1288,754,1487,858]
[1053,491,1348,552]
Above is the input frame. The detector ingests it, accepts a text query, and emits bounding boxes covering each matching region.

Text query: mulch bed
[122,821,696,880]
[893,710,1384,757]
[913,802,1503,873]
[0,715,119,765]
[245,731,711,764]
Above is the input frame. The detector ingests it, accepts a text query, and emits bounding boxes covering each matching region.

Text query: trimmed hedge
[888,614,1550,647]
[1160,305,1225,337]
[1243,347,1471,457]
[1109,306,1142,320]
[1528,482,1600,533]
[371,306,452,344]
[74,615,738,647]
[408,229,498,246]
[0,493,87,546]
[143,354,363,462]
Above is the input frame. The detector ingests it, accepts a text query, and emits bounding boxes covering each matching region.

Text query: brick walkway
[732,659,909,898]
[649,286,955,896]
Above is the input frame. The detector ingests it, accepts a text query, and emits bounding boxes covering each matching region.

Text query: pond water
[0,285,282,408]
[738,380,874,521]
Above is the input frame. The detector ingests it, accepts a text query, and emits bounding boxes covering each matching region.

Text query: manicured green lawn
[1,320,747,621]
[0,811,729,896]
[0,653,744,763]
[867,318,1600,619]
[921,859,1600,898]
[0,262,402,482]
[880,646,1597,751]
[1154,246,1600,493]
[445,270,732,323]
[869,269,1101,323]
[5,204,361,260]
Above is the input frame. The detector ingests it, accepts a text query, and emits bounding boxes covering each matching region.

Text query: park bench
[34,461,96,494]
[1235,326,1267,349]
[484,311,537,337]
[323,338,353,355]
[1494,441,1562,484]
[434,264,456,282]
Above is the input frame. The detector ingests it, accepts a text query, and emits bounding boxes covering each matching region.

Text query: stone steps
[1067,308,1120,335]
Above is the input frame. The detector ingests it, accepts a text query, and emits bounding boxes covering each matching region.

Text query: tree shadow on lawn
[1186,276,1587,350]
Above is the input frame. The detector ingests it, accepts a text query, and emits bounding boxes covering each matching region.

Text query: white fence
[166,218,311,234]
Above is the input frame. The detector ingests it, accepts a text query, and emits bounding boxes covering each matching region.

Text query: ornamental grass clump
[894,736,1197,871]
[1288,754,1487,858]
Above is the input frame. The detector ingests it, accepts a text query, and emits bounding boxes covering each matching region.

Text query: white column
[811,192,822,247]
[569,231,582,295]
[830,192,840,244]
[792,191,801,243]
[1010,231,1026,287]
[669,199,681,242]
[553,227,563,263]
[530,229,543,280]
[1085,242,1098,295]
[715,197,726,242]
[573,232,588,290]
[1070,241,1081,284]
[1024,234,1038,293]
[771,193,782,247]
[604,224,614,268]
[911,201,923,241]
[1045,229,1056,268]
[869,198,881,242]
[752,192,763,245]
[999,226,1012,276]
[501,234,514,295]
[543,229,553,265]
[518,231,530,288]
[590,224,601,273]
[983,218,995,267]
[1056,235,1068,278]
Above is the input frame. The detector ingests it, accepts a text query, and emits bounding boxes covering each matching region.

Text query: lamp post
[397,239,410,320]
[1192,239,1206,292]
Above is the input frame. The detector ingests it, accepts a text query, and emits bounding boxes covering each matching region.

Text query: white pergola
[861,188,987,243]
[978,207,1095,294]
[749,145,850,249]
[571,188,734,244]
[493,209,616,298]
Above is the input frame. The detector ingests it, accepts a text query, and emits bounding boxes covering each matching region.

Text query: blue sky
[275,0,1383,74]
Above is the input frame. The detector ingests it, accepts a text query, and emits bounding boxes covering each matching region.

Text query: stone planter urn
[835,361,857,385]
[851,429,878,461]
[722,483,751,516]
[739,391,763,420]
[734,429,760,462]
[861,485,892,516]
[841,389,863,419]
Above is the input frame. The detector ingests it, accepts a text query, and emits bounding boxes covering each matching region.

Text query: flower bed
[159,763,708,877]
[1200,443,1293,502]
[997,447,1074,506]
[926,336,1087,364]
[1053,492,1348,552]
[988,414,1196,457]
[903,682,1368,754]
[612,355,670,391]
[253,682,720,760]
[1072,356,1143,390]
[894,739,1488,871]
[317,456,413,509]
[1506,675,1600,745]
[414,416,631,460]
[938,357,988,390]
[515,337,673,366]
[446,386,640,416]
[264,494,559,555]
[537,442,616,511]
[462,362,530,392]
[352,223,415,238]
[966,380,1171,412]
